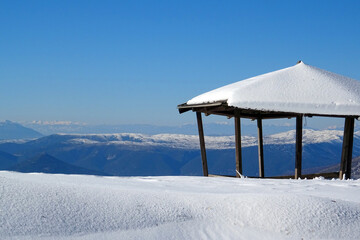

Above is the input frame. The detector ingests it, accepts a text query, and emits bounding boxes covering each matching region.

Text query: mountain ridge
[0,120,43,140]
[0,129,358,178]
[10,153,107,176]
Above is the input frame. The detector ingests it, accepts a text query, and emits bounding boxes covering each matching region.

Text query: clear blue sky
[1,0,360,126]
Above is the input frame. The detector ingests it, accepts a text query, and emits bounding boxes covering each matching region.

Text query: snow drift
[1,171,360,239]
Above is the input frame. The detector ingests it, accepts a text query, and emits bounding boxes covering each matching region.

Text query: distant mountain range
[0,130,359,178]
[3,119,357,137]
[10,153,106,175]
[318,156,360,179]
[0,120,43,140]
[23,121,296,136]
[0,150,17,170]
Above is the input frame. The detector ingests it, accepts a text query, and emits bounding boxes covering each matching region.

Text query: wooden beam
[339,117,355,179]
[265,172,339,180]
[257,118,265,178]
[295,116,303,179]
[196,112,208,176]
[179,101,360,118]
[235,116,242,177]
[209,172,339,179]
[208,174,236,178]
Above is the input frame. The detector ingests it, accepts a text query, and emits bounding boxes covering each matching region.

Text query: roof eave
[177,100,228,114]
[178,101,360,119]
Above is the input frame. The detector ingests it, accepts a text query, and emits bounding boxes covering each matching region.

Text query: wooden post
[257,118,264,178]
[196,112,208,176]
[295,116,303,179]
[345,117,355,179]
[339,117,355,179]
[235,116,242,177]
[339,118,349,179]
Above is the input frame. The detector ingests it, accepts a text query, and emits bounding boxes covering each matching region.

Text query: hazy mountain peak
[0,120,43,140]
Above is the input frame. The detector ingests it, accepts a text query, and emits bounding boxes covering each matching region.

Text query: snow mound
[187,62,360,116]
[1,171,360,239]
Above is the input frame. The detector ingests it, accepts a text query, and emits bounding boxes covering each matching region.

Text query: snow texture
[1,171,360,240]
[187,62,360,116]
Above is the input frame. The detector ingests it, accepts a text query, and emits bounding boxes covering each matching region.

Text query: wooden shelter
[178,61,360,179]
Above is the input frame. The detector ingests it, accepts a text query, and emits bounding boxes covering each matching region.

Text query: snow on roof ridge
[187,62,360,116]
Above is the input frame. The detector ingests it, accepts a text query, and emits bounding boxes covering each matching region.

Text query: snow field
[1,171,360,239]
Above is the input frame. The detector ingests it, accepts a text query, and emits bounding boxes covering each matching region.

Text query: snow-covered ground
[1,171,360,240]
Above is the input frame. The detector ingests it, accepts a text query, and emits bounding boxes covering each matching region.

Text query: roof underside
[178,101,359,119]
[178,62,360,118]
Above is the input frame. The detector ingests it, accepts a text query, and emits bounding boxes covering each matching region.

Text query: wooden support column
[345,117,355,179]
[339,117,355,179]
[196,112,208,176]
[235,116,242,177]
[339,118,349,179]
[257,118,264,178]
[295,115,303,179]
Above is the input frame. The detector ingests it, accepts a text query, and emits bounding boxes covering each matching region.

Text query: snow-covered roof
[184,61,360,117]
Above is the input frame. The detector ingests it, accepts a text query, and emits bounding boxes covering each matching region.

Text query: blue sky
[1,0,360,127]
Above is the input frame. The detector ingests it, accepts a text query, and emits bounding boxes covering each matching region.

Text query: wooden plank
[208,174,236,178]
[265,172,339,179]
[339,117,355,179]
[178,100,225,109]
[235,117,242,177]
[196,112,208,176]
[257,118,265,178]
[295,116,303,179]
[209,172,339,179]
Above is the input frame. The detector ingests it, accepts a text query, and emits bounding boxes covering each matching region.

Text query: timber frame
[178,101,358,180]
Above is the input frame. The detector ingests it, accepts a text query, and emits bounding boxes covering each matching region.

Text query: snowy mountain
[0,129,359,177]
[24,121,295,136]
[1,171,360,239]
[0,120,43,140]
